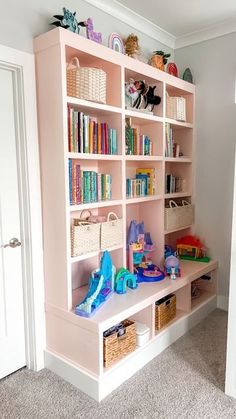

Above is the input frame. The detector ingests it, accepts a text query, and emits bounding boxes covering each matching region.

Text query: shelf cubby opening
[125,116,163,157]
[125,69,164,117]
[129,304,154,339]
[65,46,122,107]
[165,162,192,195]
[166,84,194,124]
[126,200,164,267]
[164,224,192,249]
[170,126,193,159]
[191,272,217,311]
[126,160,163,198]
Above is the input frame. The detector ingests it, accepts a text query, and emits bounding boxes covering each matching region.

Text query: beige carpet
[0,309,235,419]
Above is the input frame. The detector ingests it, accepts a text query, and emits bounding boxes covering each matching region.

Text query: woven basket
[165,200,194,231]
[104,320,136,368]
[155,294,176,330]
[71,210,100,257]
[166,95,186,121]
[67,57,106,104]
[100,212,123,250]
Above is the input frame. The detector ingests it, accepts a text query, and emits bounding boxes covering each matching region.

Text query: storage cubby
[35,28,218,401]
[191,272,217,311]
[165,161,192,195]
[66,46,122,107]
[125,68,164,117]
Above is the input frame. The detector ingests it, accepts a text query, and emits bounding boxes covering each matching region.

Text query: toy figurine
[150,51,171,71]
[51,8,86,34]
[176,235,209,262]
[124,34,140,58]
[164,255,181,279]
[86,18,102,43]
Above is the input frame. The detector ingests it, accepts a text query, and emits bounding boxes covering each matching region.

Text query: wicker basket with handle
[155,294,176,330]
[165,200,194,231]
[100,212,123,250]
[71,210,101,257]
[67,57,106,104]
[103,320,136,368]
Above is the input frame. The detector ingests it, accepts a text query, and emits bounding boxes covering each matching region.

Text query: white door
[0,67,26,378]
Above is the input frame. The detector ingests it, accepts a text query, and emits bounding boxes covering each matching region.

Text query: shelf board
[126,155,163,161]
[67,96,122,115]
[126,195,163,204]
[67,152,122,161]
[191,291,216,311]
[70,199,123,211]
[165,118,193,129]
[164,192,192,199]
[125,108,163,124]
[164,224,193,234]
[71,244,123,263]
[164,157,192,163]
[71,259,218,333]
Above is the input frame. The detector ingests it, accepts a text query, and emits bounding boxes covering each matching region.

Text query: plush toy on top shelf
[150,50,171,71]
[125,79,161,112]
[51,8,87,34]
[124,34,148,63]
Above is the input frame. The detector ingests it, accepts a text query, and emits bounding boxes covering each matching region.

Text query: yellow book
[136,168,155,195]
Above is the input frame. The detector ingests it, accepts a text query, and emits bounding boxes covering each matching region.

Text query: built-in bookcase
[35,28,217,402]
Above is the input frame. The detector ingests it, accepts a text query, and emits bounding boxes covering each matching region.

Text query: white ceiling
[84,0,236,48]
[116,0,236,37]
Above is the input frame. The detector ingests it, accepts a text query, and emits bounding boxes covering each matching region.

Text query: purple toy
[86,18,102,43]
[164,255,181,280]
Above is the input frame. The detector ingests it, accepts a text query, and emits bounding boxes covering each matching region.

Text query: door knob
[1,238,21,248]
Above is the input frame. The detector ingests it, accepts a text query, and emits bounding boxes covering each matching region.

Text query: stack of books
[126,168,155,198]
[68,106,118,154]
[125,118,153,156]
[165,123,181,158]
[165,173,184,194]
[69,159,112,205]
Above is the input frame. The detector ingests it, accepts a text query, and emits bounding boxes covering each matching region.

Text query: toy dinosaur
[51,8,87,34]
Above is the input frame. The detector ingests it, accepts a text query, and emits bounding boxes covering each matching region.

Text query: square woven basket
[100,212,123,250]
[103,320,136,368]
[67,57,106,104]
[155,294,176,330]
[165,200,194,231]
[71,218,100,257]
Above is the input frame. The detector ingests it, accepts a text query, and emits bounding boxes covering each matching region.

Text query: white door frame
[0,44,45,372]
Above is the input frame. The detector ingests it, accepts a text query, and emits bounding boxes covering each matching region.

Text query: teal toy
[75,251,115,317]
[115,268,138,294]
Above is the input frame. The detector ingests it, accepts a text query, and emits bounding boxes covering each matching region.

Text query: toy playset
[115,268,137,294]
[75,251,115,317]
[176,235,210,262]
[164,255,181,280]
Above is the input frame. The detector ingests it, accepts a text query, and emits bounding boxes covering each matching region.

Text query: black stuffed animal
[132,80,161,112]
[144,86,161,111]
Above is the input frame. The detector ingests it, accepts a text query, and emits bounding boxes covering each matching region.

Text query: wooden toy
[115,268,138,294]
[75,251,115,317]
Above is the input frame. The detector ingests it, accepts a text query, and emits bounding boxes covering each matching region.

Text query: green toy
[115,268,138,294]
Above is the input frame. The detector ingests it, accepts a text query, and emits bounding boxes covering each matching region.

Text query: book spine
[69,159,72,204]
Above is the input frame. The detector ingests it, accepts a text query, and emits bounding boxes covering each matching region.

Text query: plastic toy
[135,264,165,283]
[86,18,102,44]
[51,8,86,34]
[176,235,210,263]
[164,245,175,259]
[75,251,115,317]
[164,255,181,279]
[115,268,138,294]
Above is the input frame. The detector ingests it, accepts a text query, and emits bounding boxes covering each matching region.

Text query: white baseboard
[45,296,216,401]
[217,295,229,311]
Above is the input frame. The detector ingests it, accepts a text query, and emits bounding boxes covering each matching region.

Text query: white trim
[83,0,176,49]
[175,19,236,49]
[217,295,229,311]
[45,296,216,402]
[0,44,45,371]
[226,147,236,399]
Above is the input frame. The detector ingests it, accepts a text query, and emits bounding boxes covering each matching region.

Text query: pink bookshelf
[34,28,217,401]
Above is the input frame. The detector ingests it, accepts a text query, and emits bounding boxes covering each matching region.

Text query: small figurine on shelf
[164,255,181,279]
[183,68,193,83]
[51,8,87,34]
[86,18,102,43]
[124,33,140,58]
[176,235,210,262]
[150,51,171,71]
[166,63,179,77]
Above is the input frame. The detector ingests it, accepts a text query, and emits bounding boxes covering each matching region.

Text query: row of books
[126,168,155,198]
[125,127,153,156]
[165,123,181,158]
[68,106,118,155]
[165,173,186,194]
[69,159,112,205]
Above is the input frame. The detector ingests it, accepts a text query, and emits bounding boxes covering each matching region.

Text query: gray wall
[176,33,236,300]
[0,0,173,58]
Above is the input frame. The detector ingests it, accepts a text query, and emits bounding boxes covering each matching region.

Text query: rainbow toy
[108,33,125,54]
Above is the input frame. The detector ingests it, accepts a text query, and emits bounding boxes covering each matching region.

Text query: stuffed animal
[125,78,139,108]
[124,34,140,58]
[51,8,87,34]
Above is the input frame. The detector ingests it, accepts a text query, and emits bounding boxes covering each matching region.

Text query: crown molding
[175,18,236,49]
[83,0,176,49]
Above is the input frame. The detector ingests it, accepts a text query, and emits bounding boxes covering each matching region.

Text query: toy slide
[75,251,115,317]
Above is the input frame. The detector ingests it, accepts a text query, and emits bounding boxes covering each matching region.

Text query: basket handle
[80,209,92,220]
[169,200,178,208]
[182,200,191,206]
[67,56,80,70]
[107,212,119,221]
